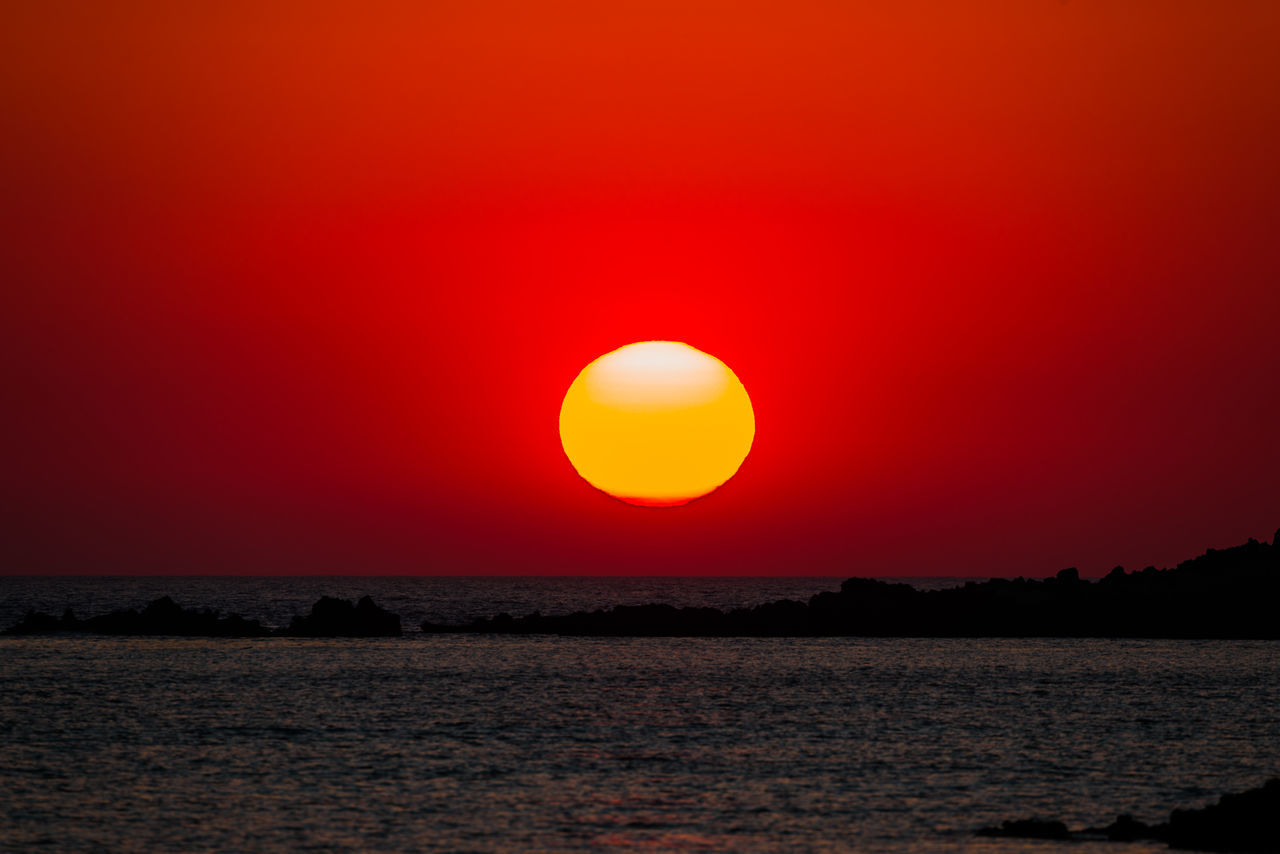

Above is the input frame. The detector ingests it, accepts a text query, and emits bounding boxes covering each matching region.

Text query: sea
[2,576,1278,853]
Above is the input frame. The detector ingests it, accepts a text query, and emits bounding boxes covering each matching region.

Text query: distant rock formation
[421,532,1280,637]
[276,595,402,637]
[976,777,1280,851]
[2,595,401,638]
[3,532,1276,640]
[1,596,269,637]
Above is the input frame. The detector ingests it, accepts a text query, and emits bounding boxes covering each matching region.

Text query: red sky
[3,2,1278,576]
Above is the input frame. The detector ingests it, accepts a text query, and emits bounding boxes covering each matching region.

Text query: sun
[559,341,755,506]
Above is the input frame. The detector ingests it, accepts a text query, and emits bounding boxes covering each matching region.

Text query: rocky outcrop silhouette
[975,778,1280,851]
[1,596,269,637]
[2,595,401,638]
[275,595,402,637]
[1164,778,1280,851]
[975,818,1070,840]
[421,531,1280,637]
[3,532,1276,639]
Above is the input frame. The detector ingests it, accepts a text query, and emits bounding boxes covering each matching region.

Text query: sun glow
[559,341,755,506]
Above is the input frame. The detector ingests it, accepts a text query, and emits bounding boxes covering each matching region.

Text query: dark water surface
[2,632,1277,852]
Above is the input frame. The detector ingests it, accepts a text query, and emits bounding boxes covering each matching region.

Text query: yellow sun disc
[559,341,755,506]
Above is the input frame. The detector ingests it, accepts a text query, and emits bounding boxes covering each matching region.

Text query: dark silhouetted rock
[1,597,268,637]
[977,779,1280,851]
[3,609,63,635]
[1084,813,1163,842]
[422,530,1280,637]
[277,596,401,637]
[974,818,1070,839]
[1166,777,1280,851]
[1103,565,1128,583]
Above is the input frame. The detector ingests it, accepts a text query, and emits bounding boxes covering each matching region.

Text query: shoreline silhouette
[4,530,1276,638]
[976,777,1279,851]
[420,530,1279,638]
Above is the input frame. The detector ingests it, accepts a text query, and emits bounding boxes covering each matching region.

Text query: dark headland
[422,529,1280,637]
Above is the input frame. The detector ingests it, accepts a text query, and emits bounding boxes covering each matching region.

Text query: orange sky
[3,2,1278,575]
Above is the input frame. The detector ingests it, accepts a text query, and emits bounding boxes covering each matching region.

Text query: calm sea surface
[2,578,1277,853]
